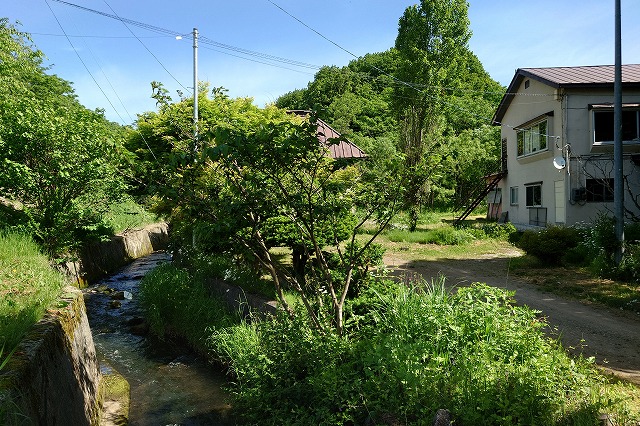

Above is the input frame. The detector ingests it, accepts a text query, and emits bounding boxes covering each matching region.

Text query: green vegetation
[102,198,160,234]
[0,232,65,362]
[137,268,639,425]
[0,19,131,256]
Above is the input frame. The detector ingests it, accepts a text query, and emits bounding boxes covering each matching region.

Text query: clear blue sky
[5,0,640,125]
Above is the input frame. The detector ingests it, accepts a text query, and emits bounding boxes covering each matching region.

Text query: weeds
[0,232,65,363]
[208,279,638,425]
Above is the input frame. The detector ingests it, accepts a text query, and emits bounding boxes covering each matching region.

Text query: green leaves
[0,20,128,255]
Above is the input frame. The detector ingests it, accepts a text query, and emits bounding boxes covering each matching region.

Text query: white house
[492,64,640,229]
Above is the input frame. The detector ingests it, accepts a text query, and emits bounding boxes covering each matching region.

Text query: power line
[49,0,322,73]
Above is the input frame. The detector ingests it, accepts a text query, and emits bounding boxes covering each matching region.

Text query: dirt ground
[385,249,640,385]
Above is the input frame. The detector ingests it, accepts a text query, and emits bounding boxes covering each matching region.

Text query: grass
[0,232,65,363]
[210,280,640,425]
[102,198,160,234]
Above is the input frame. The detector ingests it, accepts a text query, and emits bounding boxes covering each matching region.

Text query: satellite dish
[553,156,566,170]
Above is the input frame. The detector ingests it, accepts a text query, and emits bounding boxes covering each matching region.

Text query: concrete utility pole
[613,0,624,264]
[193,27,199,149]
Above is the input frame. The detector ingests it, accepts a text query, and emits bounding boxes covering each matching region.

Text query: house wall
[563,88,640,225]
[498,77,565,229]
[499,79,640,229]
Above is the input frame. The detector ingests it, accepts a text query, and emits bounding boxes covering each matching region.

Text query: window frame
[585,178,614,202]
[516,117,550,157]
[591,105,640,145]
[510,186,519,206]
[525,182,542,207]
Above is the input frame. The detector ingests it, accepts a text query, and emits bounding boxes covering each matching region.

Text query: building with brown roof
[491,64,640,229]
[287,110,367,161]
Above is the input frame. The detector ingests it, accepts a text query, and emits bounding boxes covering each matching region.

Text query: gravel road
[386,253,640,385]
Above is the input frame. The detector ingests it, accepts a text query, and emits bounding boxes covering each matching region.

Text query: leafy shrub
[210,281,632,425]
[517,226,580,265]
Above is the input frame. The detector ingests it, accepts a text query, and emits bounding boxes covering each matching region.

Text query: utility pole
[193,27,199,150]
[614,0,624,264]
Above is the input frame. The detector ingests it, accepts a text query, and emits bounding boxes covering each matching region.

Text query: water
[83,252,235,425]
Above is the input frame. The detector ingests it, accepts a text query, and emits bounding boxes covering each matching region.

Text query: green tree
[0,20,127,255]
[134,87,402,334]
[393,0,473,230]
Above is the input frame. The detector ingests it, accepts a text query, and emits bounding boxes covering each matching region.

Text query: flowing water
[83,252,235,425]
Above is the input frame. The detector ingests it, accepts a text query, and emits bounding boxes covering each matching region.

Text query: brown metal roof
[288,110,367,160]
[521,64,640,86]
[492,64,640,124]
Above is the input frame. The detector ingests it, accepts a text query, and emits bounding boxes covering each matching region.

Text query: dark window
[586,178,614,202]
[594,110,640,143]
[525,184,542,207]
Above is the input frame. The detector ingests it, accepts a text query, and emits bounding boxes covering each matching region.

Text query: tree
[134,87,402,335]
[393,0,472,229]
[0,20,127,255]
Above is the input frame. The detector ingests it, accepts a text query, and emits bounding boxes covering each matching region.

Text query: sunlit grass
[102,198,160,234]
[0,232,65,362]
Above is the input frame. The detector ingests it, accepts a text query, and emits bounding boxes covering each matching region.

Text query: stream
[83,251,235,425]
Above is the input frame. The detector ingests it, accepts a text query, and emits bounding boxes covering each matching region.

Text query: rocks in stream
[126,317,149,335]
[111,290,133,300]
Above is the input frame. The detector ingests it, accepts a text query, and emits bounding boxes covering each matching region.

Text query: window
[510,186,519,205]
[517,119,548,156]
[525,183,542,207]
[586,178,614,202]
[593,107,640,144]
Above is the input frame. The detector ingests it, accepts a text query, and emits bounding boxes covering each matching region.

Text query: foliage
[391,1,505,228]
[386,226,474,245]
[133,85,402,334]
[210,280,633,425]
[517,226,580,265]
[101,197,160,234]
[0,20,128,256]
[138,262,239,350]
[0,232,65,363]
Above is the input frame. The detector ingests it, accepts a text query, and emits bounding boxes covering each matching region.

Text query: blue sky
[5,0,640,125]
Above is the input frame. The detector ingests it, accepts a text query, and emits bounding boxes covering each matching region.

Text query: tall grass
[210,280,638,425]
[0,232,65,363]
[385,226,475,245]
[138,263,239,352]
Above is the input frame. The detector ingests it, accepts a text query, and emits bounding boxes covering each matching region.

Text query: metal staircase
[454,171,506,225]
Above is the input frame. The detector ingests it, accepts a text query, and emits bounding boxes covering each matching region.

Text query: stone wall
[0,223,170,425]
[62,222,169,286]
[0,287,100,425]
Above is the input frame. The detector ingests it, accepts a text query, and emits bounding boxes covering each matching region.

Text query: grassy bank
[0,232,65,362]
[138,253,640,425]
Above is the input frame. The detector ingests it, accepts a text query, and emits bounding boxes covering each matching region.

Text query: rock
[126,317,149,336]
[111,291,132,300]
[108,300,121,309]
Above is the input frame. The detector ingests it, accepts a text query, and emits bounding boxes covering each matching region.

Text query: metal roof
[492,64,640,124]
[288,110,367,160]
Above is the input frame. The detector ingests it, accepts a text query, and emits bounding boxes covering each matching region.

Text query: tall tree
[0,20,127,255]
[393,0,472,230]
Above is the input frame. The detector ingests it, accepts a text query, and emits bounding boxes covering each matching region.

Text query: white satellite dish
[553,156,566,170]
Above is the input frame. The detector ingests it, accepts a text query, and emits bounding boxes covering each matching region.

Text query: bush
[210,281,633,425]
[138,263,239,349]
[517,226,580,265]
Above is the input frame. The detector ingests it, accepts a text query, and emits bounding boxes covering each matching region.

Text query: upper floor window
[517,119,548,157]
[592,105,640,144]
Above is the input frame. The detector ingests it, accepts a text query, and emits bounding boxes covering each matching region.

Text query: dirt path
[385,251,640,385]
